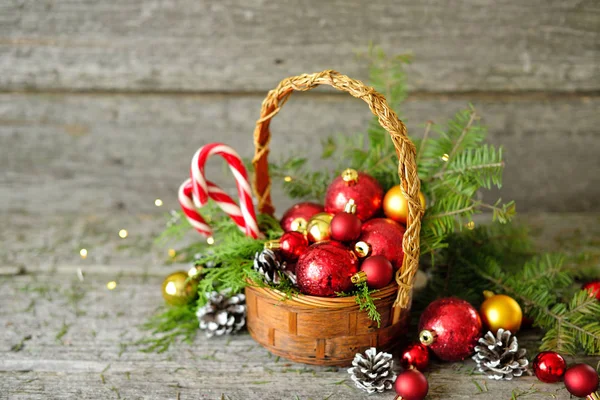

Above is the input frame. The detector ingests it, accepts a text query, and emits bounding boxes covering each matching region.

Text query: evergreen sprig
[136,305,198,353]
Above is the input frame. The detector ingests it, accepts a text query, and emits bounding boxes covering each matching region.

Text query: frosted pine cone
[473,329,529,380]
[348,347,397,393]
[253,249,286,284]
[197,291,246,338]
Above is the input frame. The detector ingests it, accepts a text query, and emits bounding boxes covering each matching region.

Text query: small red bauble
[394,369,429,400]
[358,255,394,289]
[330,201,362,242]
[400,343,430,371]
[564,363,599,398]
[358,218,406,270]
[583,281,600,300]
[279,232,309,262]
[296,241,359,297]
[280,202,324,232]
[532,351,566,383]
[324,169,383,221]
[418,297,482,361]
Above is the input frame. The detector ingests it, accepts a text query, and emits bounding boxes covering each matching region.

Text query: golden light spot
[118,229,128,238]
[79,248,88,259]
[188,266,199,277]
[466,221,475,230]
[441,153,450,162]
[106,281,117,290]
[164,281,177,295]
[168,249,176,258]
[284,176,293,182]
[206,237,215,245]
[154,198,163,207]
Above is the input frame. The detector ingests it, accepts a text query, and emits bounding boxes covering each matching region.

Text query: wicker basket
[247,70,423,366]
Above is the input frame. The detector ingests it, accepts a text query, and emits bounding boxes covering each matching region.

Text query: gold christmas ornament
[306,212,333,243]
[382,185,426,225]
[354,241,372,258]
[479,291,523,334]
[290,217,308,233]
[162,271,198,306]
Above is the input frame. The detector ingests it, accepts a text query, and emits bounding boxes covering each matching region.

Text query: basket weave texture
[247,70,423,366]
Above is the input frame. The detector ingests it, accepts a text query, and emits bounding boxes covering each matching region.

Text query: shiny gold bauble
[383,186,426,225]
[306,212,333,243]
[162,271,198,306]
[480,291,523,333]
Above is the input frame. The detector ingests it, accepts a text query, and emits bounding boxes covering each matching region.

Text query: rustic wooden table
[1,213,598,399]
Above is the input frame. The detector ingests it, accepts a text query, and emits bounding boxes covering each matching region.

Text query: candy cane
[178,143,261,239]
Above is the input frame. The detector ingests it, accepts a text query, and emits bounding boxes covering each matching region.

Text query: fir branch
[136,305,198,353]
[437,108,478,176]
[353,282,382,328]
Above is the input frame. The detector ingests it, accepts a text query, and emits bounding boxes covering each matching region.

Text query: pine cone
[473,329,529,380]
[348,347,397,394]
[253,249,286,284]
[196,291,246,338]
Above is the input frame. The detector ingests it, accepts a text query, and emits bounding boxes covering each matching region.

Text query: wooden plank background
[1,0,599,215]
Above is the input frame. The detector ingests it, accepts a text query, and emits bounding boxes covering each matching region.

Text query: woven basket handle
[251,70,423,313]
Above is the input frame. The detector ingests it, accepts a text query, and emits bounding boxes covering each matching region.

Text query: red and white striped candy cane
[178,143,261,239]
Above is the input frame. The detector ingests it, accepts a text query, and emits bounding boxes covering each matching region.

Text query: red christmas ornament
[583,281,600,300]
[564,363,599,398]
[280,202,324,232]
[330,199,362,242]
[394,369,428,400]
[418,297,482,361]
[352,255,394,289]
[324,169,383,221]
[400,343,430,372]
[532,351,566,383]
[277,232,309,262]
[296,241,359,297]
[357,218,406,270]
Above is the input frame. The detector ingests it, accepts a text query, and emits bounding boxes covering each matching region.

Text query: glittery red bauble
[296,241,359,297]
[394,369,429,400]
[330,212,362,242]
[324,172,383,221]
[564,363,599,398]
[358,218,406,270]
[418,297,482,361]
[583,280,600,300]
[400,343,430,371]
[280,202,324,232]
[279,231,309,262]
[360,255,394,289]
[532,351,566,383]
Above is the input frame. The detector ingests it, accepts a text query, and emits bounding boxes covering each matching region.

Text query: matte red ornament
[355,255,394,289]
[280,202,324,232]
[279,231,309,262]
[296,241,359,297]
[394,369,428,400]
[324,169,383,221]
[532,351,566,383]
[564,363,599,398]
[583,281,600,300]
[418,297,482,361]
[358,218,406,270]
[330,201,362,242]
[400,343,430,372]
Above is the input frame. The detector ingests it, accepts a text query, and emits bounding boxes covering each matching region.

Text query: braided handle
[251,70,423,313]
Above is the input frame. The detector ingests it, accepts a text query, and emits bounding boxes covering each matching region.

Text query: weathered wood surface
[1,212,599,399]
[0,0,598,93]
[1,93,599,215]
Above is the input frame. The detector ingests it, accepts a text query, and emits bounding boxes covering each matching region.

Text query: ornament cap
[354,241,371,258]
[588,392,599,400]
[341,168,359,185]
[290,217,308,233]
[264,240,281,250]
[344,199,358,214]
[419,329,437,346]
[351,271,367,284]
[483,290,495,299]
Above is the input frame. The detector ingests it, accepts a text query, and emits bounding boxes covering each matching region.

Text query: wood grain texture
[0,0,598,93]
[1,212,599,399]
[1,92,599,215]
